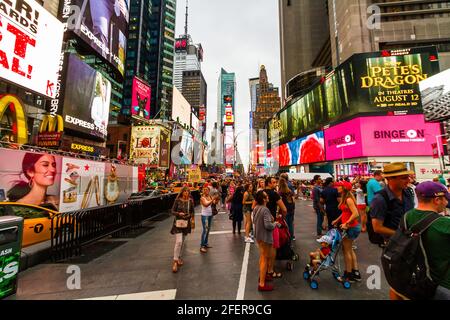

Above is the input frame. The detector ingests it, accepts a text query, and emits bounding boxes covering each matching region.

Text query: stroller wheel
[343,281,351,289]
[310,280,319,289]
[303,271,310,280]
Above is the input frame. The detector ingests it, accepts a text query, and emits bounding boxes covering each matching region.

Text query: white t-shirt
[355,188,366,205]
[201,197,213,217]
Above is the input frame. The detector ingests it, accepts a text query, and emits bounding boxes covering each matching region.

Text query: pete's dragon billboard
[324,115,443,161]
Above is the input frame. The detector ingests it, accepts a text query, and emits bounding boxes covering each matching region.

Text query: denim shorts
[346,224,361,240]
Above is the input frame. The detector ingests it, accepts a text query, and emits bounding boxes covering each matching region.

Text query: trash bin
[0,216,23,299]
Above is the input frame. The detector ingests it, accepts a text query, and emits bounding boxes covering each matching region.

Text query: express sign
[0,0,64,98]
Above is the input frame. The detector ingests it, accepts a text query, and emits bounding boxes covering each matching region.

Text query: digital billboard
[0,0,64,98]
[60,0,129,76]
[131,77,151,119]
[275,131,325,166]
[420,68,450,123]
[324,115,443,160]
[269,47,439,146]
[62,54,111,141]
[175,37,188,52]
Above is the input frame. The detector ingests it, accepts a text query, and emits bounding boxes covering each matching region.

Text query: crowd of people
[168,163,450,300]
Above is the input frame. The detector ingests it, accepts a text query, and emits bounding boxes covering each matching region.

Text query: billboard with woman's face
[0,150,62,211]
[62,54,111,141]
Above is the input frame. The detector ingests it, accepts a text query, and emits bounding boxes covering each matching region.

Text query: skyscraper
[279,0,330,102]
[173,37,203,91]
[182,70,207,138]
[250,66,281,168]
[329,0,450,69]
[123,0,177,120]
[217,69,236,166]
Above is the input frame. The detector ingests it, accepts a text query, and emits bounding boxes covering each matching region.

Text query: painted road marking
[209,230,233,235]
[79,289,177,300]
[236,242,251,300]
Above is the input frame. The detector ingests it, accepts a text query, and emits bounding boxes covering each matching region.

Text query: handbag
[175,219,188,229]
[273,226,280,249]
[212,203,218,216]
[175,200,190,229]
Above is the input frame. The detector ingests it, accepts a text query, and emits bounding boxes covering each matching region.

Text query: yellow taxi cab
[0,202,60,247]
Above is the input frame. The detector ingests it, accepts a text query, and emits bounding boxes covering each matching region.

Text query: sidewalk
[11,199,390,300]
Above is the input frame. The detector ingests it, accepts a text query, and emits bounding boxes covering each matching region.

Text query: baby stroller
[275,216,299,271]
[303,228,352,289]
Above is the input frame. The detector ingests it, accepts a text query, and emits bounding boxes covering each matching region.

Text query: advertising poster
[59,158,105,213]
[104,163,137,204]
[130,126,160,166]
[324,118,364,161]
[268,47,439,148]
[0,149,62,211]
[62,54,111,140]
[180,130,194,165]
[131,77,151,119]
[349,47,439,114]
[324,115,443,160]
[361,115,443,157]
[159,128,170,168]
[0,0,64,98]
[60,0,129,76]
[420,68,450,123]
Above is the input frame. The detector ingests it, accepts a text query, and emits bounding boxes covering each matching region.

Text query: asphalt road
[11,198,390,300]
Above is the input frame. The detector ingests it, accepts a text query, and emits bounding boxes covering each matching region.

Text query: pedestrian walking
[170,186,195,273]
[264,176,287,278]
[231,184,245,234]
[200,186,218,253]
[253,190,279,292]
[312,175,325,237]
[278,178,296,241]
[320,177,341,232]
[332,181,362,282]
[243,183,255,243]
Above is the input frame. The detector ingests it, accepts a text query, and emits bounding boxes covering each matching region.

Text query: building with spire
[250,66,281,169]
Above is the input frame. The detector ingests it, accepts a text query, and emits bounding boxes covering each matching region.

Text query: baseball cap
[317,235,332,244]
[334,181,353,191]
[416,181,450,201]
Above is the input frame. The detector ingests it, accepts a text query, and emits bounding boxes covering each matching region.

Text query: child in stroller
[275,216,299,271]
[308,235,332,271]
[303,228,352,289]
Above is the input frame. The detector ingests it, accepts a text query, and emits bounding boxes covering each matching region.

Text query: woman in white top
[355,182,367,232]
[200,186,217,253]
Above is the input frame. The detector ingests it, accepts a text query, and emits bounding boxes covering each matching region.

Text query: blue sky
[175,0,281,168]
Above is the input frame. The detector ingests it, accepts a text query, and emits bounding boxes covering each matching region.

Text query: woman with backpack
[332,181,362,283]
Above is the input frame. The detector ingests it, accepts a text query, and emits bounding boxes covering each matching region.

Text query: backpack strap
[407,212,441,235]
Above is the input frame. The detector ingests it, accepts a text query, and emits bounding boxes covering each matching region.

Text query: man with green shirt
[404,181,450,300]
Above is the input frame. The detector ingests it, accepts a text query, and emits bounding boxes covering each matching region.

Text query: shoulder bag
[175,200,189,229]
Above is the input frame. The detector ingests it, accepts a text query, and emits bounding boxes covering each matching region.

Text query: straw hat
[382,162,414,178]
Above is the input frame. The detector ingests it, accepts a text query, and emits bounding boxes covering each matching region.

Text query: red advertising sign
[0,0,64,98]
[131,77,151,119]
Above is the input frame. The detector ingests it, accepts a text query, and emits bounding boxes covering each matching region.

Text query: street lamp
[436,134,446,173]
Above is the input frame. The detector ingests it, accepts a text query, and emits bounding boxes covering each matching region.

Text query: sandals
[177,259,184,266]
[172,261,178,273]
[267,271,282,279]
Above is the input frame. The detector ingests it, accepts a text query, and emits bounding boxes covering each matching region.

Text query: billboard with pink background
[131,77,151,119]
[325,115,443,160]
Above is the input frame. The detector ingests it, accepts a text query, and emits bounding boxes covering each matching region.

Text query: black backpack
[381,212,441,300]
[367,189,390,245]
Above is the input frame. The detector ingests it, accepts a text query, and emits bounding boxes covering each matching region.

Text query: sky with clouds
[175,0,281,169]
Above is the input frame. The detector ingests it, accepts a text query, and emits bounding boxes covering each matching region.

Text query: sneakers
[258,284,274,292]
[292,236,296,241]
[351,270,362,282]
[343,271,355,283]
[245,237,255,243]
